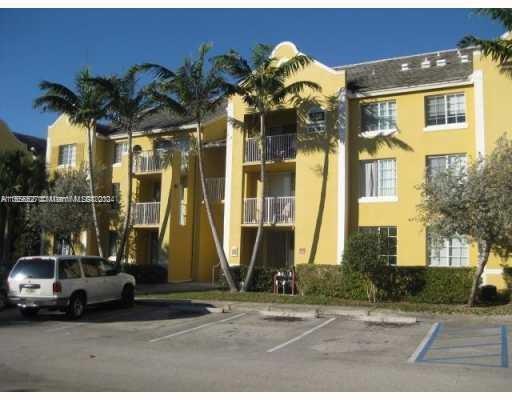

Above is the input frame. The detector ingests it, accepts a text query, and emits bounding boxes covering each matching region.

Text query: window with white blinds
[425,93,466,127]
[360,159,397,199]
[426,154,466,180]
[58,144,76,166]
[428,235,469,267]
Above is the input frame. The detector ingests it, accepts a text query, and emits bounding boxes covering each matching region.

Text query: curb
[259,309,319,319]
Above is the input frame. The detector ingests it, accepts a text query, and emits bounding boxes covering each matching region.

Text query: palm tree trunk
[1,206,12,264]
[196,122,238,292]
[468,239,491,307]
[86,124,104,257]
[243,113,266,292]
[116,128,134,268]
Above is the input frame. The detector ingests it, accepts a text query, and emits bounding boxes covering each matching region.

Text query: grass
[139,290,512,316]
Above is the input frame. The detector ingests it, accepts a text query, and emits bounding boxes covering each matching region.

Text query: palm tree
[136,43,238,292]
[34,68,106,258]
[214,44,321,291]
[88,69,161,268]
[459,9,512,74]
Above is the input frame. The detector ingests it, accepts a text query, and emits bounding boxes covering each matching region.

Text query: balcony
[243,196,295,225]
[132,202,160,226]
[205,177,225,203]
[244,134,296,163]
[133,151,166,174]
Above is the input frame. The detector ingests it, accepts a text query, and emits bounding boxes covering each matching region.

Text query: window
[361,101,396,133]
[306,107,326,133]
[108,231,119,258]
[111,183,120,209]
[426,154,467,180]
[113,142,127,164]
[425,93,465,127]
[58,259,82,279]
[179,175,187,226]
[81,258,105,278]
[10,259,55,280]
[428,235,469,267]
[360,159,397,199]
[359,226,397,266]
[58,144,76,166]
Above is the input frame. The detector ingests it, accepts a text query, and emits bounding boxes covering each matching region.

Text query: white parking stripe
[266,317,336,353]
[408,322,440,363]
[149,313,247,343]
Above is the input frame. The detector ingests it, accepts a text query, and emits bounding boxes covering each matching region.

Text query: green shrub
[122,264,167,284]
[215,265,281,292]
[296,264,475,304]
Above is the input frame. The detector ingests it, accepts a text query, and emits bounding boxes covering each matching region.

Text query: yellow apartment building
[45,39,512,287]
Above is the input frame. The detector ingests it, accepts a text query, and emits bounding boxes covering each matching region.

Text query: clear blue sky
[0,8,504,139]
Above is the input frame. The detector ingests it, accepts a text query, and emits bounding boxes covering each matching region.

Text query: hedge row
[295,264,475,304]
[215,265,280,292]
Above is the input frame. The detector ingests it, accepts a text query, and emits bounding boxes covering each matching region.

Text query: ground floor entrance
[241,228,294,269]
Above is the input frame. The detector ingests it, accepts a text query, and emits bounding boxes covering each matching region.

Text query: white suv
[7,256,136,319]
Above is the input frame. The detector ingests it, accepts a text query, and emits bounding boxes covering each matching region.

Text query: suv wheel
[121,285,135,308]
[20,307,39,318]
[67,293,86,319]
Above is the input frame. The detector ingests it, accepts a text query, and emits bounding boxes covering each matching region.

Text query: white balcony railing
[132,202,160,225]
[244,134,297,163]
[205,177,225,203]
[243,196,295,225]
[133,151,166,174]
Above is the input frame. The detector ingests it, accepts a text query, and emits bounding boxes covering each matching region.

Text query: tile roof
[13,132,47,156]
[339,48,474,93]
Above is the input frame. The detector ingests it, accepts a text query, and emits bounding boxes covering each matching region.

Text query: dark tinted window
[58,259,82,279]
[10,259,55,280]
[82,258,105,278]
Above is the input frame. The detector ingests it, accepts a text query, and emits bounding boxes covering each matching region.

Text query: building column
[223,101,234,259]
[336,88,349,263]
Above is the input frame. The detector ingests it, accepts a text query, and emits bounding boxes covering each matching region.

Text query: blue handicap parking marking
[411,322,509,368]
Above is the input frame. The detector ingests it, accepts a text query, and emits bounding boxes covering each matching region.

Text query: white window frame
[426,154,467,180]
[360,100,397,137]
[57,144,76,167]
[112,142,128,166]
[428,234,469,267]
[359,226,398,266]
[424,93,467,131]
[359,158,398,203]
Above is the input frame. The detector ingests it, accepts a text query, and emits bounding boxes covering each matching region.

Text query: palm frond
[459,36,512,65]
[133,63,175,81]
[213,50,253,80]
[276,54,314,78]
[33,95,76,115]
[273,81,322,104]
[251,43,274,69]
[476,8,512,31]
[37,81,79,105]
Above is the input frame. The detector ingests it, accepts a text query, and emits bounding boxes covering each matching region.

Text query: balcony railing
[205,177,225,203]
[243,196,295,225]
[133,151,166,174]
[244,134,297,163]
[132,202,160,226]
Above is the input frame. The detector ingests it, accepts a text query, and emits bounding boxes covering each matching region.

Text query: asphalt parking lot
[1,300,512,391]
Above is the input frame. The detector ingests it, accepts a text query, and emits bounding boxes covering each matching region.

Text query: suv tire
[121,284,135,308]
[0,290,7,311]
[67,292,86,319]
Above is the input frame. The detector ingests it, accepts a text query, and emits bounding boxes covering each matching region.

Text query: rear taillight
[53,281,62,294]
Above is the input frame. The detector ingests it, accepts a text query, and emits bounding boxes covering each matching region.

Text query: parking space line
[266,317,336,353]
[501,325,508,368]
[408,322,442,363]
[149,312,247,343]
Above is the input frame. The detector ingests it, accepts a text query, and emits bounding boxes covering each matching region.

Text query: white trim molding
[360,128,397,138]
[270,41,344,76]
[473,69,486,157]
[424,122,468,132]
[336,88,349,263]
[358,196,398,204]
[351,79,472,99]
[223,101,234,258]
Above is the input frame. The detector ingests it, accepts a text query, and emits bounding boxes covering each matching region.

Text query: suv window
[58,259,82,279]
[81,258,106,278]
[10,259,55,280]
